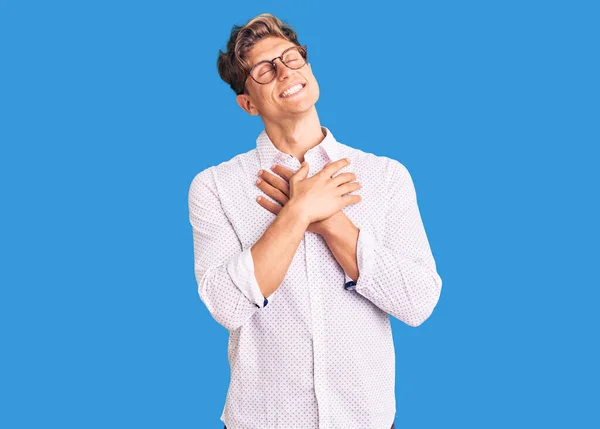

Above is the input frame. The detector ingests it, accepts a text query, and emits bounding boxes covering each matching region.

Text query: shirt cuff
[343,226,377,292]
[226,247,272,308]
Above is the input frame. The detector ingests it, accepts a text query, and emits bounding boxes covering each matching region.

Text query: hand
[255,159,360,234]
[288,158,362,224]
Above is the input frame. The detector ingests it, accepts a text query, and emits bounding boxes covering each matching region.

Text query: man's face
[236,37,320,120]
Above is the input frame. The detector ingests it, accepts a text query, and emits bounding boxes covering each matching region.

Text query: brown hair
[217,13,302,95]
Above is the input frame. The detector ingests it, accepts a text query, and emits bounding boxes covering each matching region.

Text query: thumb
[295,161,309,179]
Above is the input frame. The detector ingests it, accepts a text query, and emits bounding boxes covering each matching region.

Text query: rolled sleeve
[343,226,377,290]
[227,247,273,308]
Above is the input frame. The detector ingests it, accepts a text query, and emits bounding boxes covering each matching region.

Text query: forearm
[321,214,360,282]
[251,202,310,297]
[321,212,441,327]
[353,238,442,326]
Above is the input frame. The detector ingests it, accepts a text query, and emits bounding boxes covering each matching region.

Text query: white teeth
[281,84,303,98]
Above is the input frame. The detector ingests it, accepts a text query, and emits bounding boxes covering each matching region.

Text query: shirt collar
[256,126,342,171]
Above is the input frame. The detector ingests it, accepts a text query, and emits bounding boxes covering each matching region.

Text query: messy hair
[217,13,302,95]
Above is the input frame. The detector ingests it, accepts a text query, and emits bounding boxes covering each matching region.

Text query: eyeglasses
[240,45,308,95]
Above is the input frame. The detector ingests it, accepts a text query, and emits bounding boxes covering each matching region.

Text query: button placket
[305,229,329,429]
[303,150,331,428]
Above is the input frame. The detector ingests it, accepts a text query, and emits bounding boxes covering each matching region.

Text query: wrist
[321,212,353,241]
[281,201,311,230]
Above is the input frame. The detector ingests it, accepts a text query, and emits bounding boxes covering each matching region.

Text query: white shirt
[188,126,442,429]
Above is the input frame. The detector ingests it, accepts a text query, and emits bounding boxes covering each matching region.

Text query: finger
[270,164,295,182]
[320,157,350,178]
[331,172,357,187]
[256,178,290,205]
[256,195,283,215]
[341,194,362,207]
[291,161,309,182]
[259,169,290,196]
[337,181,362,196]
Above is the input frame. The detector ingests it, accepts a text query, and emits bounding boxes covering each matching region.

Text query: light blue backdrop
[1,0,598,428]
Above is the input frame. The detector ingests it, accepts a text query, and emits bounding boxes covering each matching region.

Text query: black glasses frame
[239,45,308,95]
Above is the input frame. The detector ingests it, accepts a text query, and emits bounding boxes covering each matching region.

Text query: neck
[262,107,325,164]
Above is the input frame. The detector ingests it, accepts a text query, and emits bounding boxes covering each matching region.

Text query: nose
[274,58,293,81]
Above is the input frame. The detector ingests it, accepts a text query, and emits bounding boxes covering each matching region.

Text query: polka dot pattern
[188,127,442,428]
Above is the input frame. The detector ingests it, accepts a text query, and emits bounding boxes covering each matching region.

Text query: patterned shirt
[188,126,442,429]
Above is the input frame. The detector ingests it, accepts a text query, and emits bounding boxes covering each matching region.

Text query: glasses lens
[283,47,306,69]
[251,62,276,84]
[250,47,307,84]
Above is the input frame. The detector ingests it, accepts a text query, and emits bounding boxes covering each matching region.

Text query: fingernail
[256,196,262,201]
[271,164,277,170]
[258,170,263,176]
[256,178,262,184]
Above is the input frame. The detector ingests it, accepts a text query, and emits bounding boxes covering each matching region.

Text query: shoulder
[189,148,257,197]
[338,142,411,184]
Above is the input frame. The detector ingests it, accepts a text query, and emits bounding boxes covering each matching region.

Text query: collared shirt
[188,126,442,429]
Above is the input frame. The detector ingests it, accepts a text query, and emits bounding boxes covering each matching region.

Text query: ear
[236,93,259,116]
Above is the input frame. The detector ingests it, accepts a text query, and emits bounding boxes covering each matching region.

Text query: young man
[188,13,442,429]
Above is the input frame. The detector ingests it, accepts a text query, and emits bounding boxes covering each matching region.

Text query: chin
[289,87,319,111]
[287,99,318,115]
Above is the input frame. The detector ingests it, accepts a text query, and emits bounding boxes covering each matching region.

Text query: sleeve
[343,160,442,327]
[188,173,275,331]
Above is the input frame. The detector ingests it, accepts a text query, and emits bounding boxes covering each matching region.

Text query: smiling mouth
[280,83,306,98]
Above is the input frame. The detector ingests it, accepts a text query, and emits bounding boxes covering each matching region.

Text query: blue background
[1,0,598,427]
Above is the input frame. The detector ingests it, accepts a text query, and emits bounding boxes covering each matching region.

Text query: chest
[218,159,386,251]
